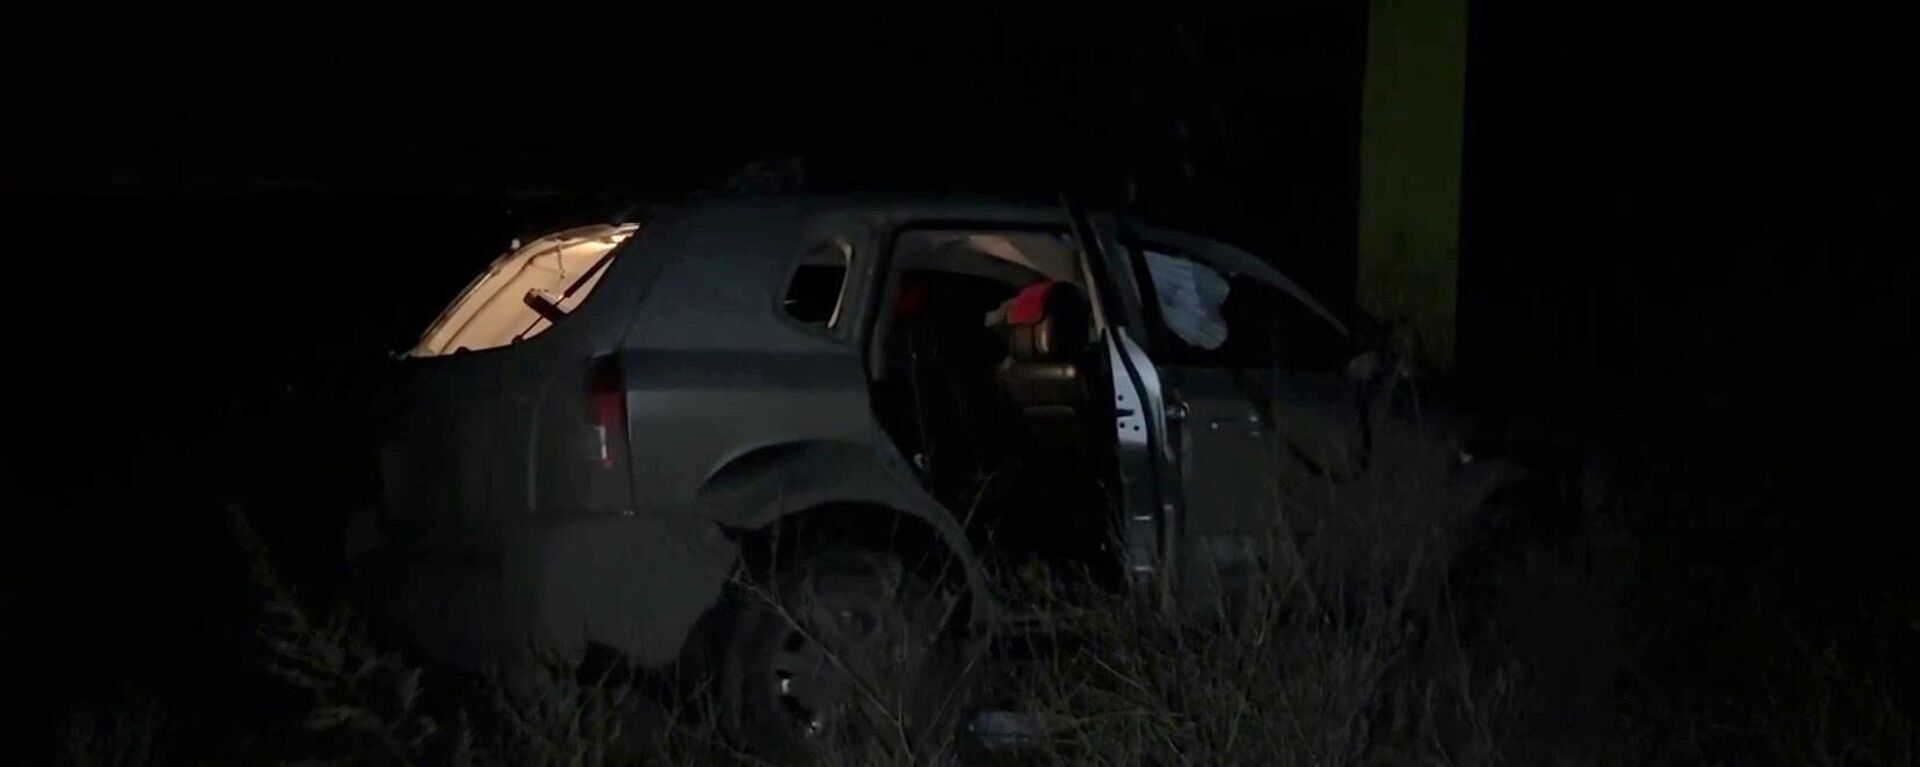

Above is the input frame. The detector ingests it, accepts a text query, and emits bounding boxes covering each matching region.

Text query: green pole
[1357,0,1468,368]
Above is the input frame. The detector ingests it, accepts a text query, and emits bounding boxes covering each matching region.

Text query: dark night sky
[2,10,1905,430]
[5,13,1364,196]
[2,9,1907,475]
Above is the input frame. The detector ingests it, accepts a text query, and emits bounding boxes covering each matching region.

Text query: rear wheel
[719,545,971,764]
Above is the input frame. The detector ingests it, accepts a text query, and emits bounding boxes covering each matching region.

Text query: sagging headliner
[891,230,1083,286]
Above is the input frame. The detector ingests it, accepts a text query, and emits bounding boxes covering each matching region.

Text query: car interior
[867,230,1124,586]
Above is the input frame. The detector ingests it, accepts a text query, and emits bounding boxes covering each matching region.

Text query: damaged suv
[353,195,1552,758]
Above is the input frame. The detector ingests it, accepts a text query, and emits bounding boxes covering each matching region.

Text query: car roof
[635,193,1346,340]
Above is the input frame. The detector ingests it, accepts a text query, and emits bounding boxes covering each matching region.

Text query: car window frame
[771,211,893,345]
[860,216,1098,380]
[1113,220,1352,368]
[776,235,858,336]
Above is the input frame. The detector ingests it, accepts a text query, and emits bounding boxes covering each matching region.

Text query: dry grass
[967,414,1545,767]
[61,469,1907,766]
[979,555,1529,766]
[63,700,162,767]
[226,504,738,767]
[211,431,1563,767]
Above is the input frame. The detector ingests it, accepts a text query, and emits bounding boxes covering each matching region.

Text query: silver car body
[362,194,1524,671]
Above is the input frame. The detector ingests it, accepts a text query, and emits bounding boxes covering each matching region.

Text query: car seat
[994,281,1092,448]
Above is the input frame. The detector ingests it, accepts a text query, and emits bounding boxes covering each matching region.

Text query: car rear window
[407,223,639,358]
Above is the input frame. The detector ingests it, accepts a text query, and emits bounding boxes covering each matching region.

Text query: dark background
[3,8,1912,761]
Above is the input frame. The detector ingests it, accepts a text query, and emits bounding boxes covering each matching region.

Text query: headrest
[1005,281,1058,325]
[1001,281,1089,361]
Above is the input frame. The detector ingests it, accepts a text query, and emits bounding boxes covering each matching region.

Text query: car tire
[717,543,971,764]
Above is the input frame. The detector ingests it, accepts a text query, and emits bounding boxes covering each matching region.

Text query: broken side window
[1139,248,1347,373]
[1144,249,1232,350]
[783,237,854,329]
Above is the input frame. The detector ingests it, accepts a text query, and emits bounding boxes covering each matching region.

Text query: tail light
[588,355,628,470]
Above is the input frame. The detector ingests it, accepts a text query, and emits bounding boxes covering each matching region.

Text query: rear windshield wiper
[514,243,623,340]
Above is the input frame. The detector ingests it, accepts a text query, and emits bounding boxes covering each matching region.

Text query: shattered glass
[1144,249,1231,350]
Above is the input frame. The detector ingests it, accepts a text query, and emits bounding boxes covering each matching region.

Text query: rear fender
[512,439,993,670]
[695,439,998,632]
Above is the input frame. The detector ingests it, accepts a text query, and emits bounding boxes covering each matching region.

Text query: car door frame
[1063,202,1189,604]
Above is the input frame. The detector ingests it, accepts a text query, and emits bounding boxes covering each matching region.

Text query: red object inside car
[1006,281,1057,325]
[896,278,932,318]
